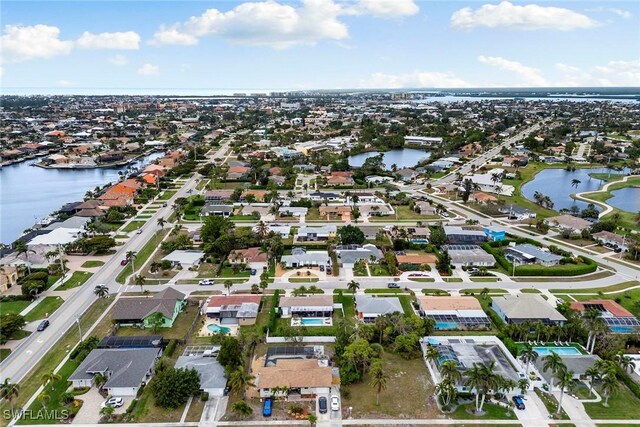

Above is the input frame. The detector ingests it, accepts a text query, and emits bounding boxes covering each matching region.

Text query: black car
[318,396,327,414]
[512,395,525,410]
[37,320,50,331]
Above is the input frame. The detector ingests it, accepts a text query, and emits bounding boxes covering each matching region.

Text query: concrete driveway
[73,388,131,424]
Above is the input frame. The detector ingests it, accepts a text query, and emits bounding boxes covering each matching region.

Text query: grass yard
[0,348,11,362]
[334,293,355,318]
[364,289,407,294]
[24,296,64,322]
[57,271,93,290]
[448,402,516,420]
[288,277,319,283]
[184,397,207,422]
[370,265,391,276]
[0,299,31,314]
[46,274,61,289]
[534,388,569,420]
[443,277,463,283]
[409,277,435,282]
[342,352,438,418]
[115,303,200,340]
[122,220,146,232]
[80,260,104,268]
[218,267,251,278]
[470,277,500,282]
[131,387,184,423]
[520,288,542,293]
[158,190,177,200]
[353,263,369,276]
[422,289,450,296]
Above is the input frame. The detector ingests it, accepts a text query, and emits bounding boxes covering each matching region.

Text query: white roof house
[162,250,205,267]
[355,295,404,322]
[281,248,331,268]
[28,228,83,246]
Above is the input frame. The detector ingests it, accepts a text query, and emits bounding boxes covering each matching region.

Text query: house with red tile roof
[570,299,640,333]
[206,295,262,325]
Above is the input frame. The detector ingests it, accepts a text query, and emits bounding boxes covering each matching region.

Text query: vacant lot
[342,352,437,419]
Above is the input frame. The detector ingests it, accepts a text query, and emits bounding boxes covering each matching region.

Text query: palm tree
[615,353,637,374]
[307,413,318,426]
[601,371,619,407]
[439,360,462,386]
[571,179,581,189]
[224,279,233,295]
[157,217,166,229]
[100,405,115,421]
[369,359,388,406]
[256,221,269,243]
[542,351,565,391]
[93,372,107,390]
[582,309,607,354]
[134,274,146,292]
[347,280,360,294]
[518,378,530,395]
[555,369,575,416]
[520,344,539,377]
[41,371,61,390]
[0,378,20,414]
[93,284,109,299]
[480,287,489,299]
[465,364,486,414]
[14,240,35,274]
[374,316,388,345]
[38,393,51,410]
[435,379,457,408]
[125,250,137,273]
[231,400,253,417]
[228,366,255,400]
[585,366,600,394]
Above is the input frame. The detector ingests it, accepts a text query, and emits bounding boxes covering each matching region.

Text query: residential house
[308,192,342,202]
[459,143,481,157]
[335,244,382,267]
[281,248,331,268]
[69,348,161,396]
[534,354,601,384]
[253,356,333,399]
[505,244,563,267]
[0,266,18,292]
[592,231,629,252]
[443,226,487,245]
[319,205,351,221]
[229,247,268,271]
[175,348,227,396]
[396,253,437,268]
[414,201,437,216]
[469,192,498,204]
[544,214,592,233]
[162,250,205,268]
[279,206,308,217]
[254,223,291,238]
[355,295,404,323]
[206,295,262,325]
[200,204,234,218]
[357,226,382,240]
[296,225,337,242]
[396,168,417,182]
[97,335,164,349]
[499,205,536,220]
[111,287,187,328]
[227,165,250,180]
[404,136,443,146]
[570,300,640,333]
[483,228,506,241]
[279,295,334,317]
[491,294,566,325]
[326,174,354,186]
[441,245,496,267]
[417,296,490,330]
[204,190,235,203]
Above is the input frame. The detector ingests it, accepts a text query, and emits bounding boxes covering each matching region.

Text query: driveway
[73,388,131,424]
[514,392,550,427]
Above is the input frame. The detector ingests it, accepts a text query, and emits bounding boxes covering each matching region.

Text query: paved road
[0,142,229,384]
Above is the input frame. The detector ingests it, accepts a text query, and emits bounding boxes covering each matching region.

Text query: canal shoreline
[31,151,154,169]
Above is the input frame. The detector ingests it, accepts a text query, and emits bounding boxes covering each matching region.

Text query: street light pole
[76,316,83,342]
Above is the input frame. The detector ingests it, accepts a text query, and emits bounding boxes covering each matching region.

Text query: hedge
[164,339,178,358]
[617,366,640,401]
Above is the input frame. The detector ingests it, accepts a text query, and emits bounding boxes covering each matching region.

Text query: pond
[521,167,628,212]
[348,148,431,170]
[607,187,640,213]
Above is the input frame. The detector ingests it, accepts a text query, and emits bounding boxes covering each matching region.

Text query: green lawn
[158,190,177,200]
[353,263,368,276]
[288,277,319,283]
[116,230,166,284]
[370,265,391,276]
[550,281,638,294]
[333,293,355,318]
[409,277,435,282]
[24,296,64,322]
[57,271,93,291]
[584,384,640,419]
[534,387,569,419]
[448,402,517,420]
[364,289,406,294]
[422,289,450,296]
[46,274,61,290]
[470,277,500,282]
[443,277,463,282]
[218,267,251,278]
[122,220,146,232]
[80,260,104,268]
[0,348,11,362]
[115,304,200,340]
[0,299,31,314]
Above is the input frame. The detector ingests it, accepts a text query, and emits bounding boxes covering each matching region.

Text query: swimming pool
[610,325,637,333]
[435,321,459,330]
[533,346,581,356]
[301,318,324,326]
[207,324,231,334]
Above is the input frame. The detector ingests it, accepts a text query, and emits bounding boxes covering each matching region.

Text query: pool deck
[199,319,239,337]
[516,341,588,355]
[290,317,333,327]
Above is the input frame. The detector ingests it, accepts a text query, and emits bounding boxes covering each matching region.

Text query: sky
[1,0,639,93]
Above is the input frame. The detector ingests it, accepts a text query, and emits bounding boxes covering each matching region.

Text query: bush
[20,271,48,282]
[200,391,209,402]
[616,366,640,401]
[0,295,30,302]
[164,339,177,357]
[125,399,138,414]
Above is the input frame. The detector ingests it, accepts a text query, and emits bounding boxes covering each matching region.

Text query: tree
[93,284,109,299]
[231,400,253,417]
[150,367,201,409]
[343,338,375,377]
[465,362,501,414]
[435,379,458,408]
[100,405,115,421]
[218,336,243,371]
[157,217,166,229]
[0,313,26,344]
[38,393,51,410]
[571,179,581,189]
[201,215,234,244]
[228,366,255,400]
[307,413,318,426]
[555,368,575,415]
[93,372,107,389]
[520,344,539,377]
[436,249,451,274]
[125,250,137,273]
[14,240,35,274]
[542,351,565,391]
[518,378,530,395]
[224,279,233,295]
[439,360,462,386]
[337,225,365,245]
[134,274,146,292]
[0,378,20,414]
[615,353,637,374]
[41,371,61,390]
[585,366,600,394]
[148,312,165,332]
[601,370,619,407]
[347,280,360,294]
[369,359,388,406]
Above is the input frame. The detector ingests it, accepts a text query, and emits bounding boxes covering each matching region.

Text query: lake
[607,187,640,213]
[348,148,431,170]
[521,167,628,212]
[0,153,164,244]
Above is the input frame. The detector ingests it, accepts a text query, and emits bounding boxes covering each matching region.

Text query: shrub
[164,339,177,357]
[125,399,138,414]
[200,391,209,402]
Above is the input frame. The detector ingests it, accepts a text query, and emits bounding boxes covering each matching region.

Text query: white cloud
[555,59,638,86]
[76,31,140,50]
[586,7,632,19]
[348,0,419,18]
[108,54,129,67]
[451,1,598,31]
[137,63,160,75]
[56,79,74,87]
[360,71,470,89]
[1,24,73,62]
[478,55,548,86]
[150,0,418,48]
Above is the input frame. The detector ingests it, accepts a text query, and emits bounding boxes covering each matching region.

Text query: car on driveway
[262,398,272,417]
[512,395,525,410]
[101,397,124,409]
[37,320,50,331]
[318,396,327,414]
[330,395,340,411]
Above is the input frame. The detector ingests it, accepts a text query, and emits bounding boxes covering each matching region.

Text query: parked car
[387,282,400,289]
[250,269,257,276]
[330,395,340,411]
[101,397,124,408]
[318,396,327,414]
[512,395,525,410]
[319,265,325,272]
[120,259,129,266]
[262,398,272,417]
[162,202,167,207]
[467,268,479,274]
[556,298,565,306]
[199,279,213,286]
[37,320,50,331]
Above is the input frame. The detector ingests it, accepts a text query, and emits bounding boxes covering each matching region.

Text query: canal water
[348,148,431,170]
[521,167,630,212]
[0,153,164,244]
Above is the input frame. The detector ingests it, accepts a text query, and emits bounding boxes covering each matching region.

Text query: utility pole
[76,316,83,342]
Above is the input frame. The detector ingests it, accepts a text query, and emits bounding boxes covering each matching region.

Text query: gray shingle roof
[491,294,566,322]
[355,295,403,316]
[175,355,227,391]
[111,287,185,321]
[69,348,160,389]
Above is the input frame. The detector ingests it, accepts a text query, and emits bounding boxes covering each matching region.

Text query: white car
[101,397,123,408]
[199,279,214,286]
[330,395,340,411]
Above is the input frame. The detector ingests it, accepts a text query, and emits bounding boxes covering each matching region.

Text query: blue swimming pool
[435,321,459,330]
[533,346,581,356]
[610,325,637,333]
[301,318,324,326]
[207,324,231,334]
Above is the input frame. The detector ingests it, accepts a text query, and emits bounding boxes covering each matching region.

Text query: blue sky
[1,0,639,93]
